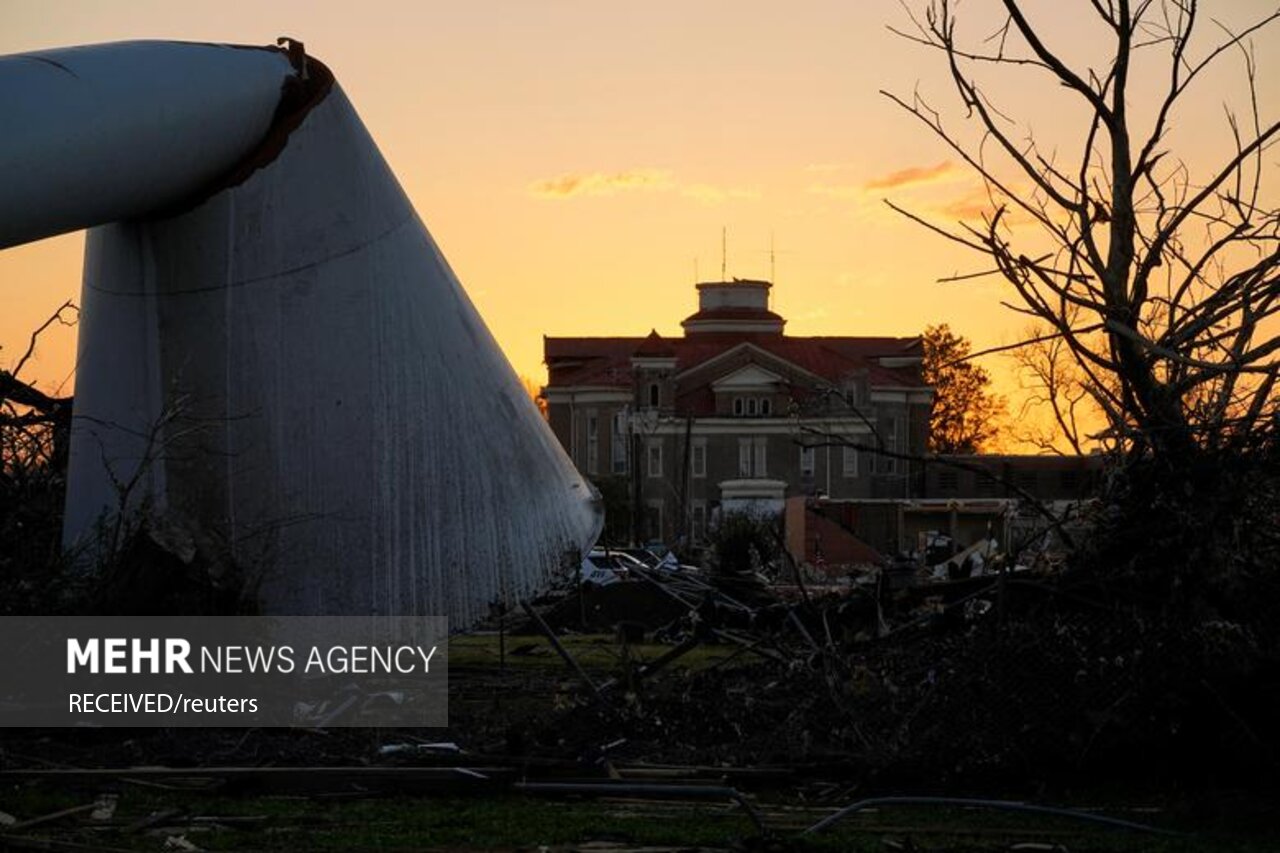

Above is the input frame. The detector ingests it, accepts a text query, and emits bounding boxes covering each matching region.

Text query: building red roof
[633,329,675,358]
[680,306,787,324]
[545,333,925,389]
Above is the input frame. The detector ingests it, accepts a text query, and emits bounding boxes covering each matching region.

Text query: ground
[2,632,1278,851]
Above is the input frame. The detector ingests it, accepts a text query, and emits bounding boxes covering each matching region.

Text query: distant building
[542,278,933,545]
[785,451,1106,570]
[921,453,1105,502]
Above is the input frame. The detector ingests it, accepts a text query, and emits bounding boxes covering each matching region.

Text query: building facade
[543,279,933,545]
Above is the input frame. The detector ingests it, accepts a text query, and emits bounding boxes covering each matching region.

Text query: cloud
[805,162,1029,229]
[863,160,958,191]
[805,161,961,200]
[528,169,758,206]
[936,192,996,221]
[528,168,675,198]
[931,183,1034,224]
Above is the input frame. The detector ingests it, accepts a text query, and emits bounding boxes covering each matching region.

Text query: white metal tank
[0,40,602,624]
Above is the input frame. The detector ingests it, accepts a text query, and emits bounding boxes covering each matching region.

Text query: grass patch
[4,786,1278,851]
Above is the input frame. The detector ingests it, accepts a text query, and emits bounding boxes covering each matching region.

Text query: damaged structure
[785,453,1105,576]
[0,40,602,624]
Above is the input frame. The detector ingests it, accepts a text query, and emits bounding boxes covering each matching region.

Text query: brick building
[542,278,934,545]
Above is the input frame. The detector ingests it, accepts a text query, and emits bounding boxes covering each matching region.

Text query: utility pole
[630,402,641,546]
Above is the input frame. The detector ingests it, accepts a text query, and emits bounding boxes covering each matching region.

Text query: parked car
[579,555,621,586]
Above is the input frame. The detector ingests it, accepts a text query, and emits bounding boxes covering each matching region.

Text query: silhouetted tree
[888,0,1280,462]
[1,301,76,612]
[519,375,549,420]
[891,0,1280,606]
[922,323,1005,453]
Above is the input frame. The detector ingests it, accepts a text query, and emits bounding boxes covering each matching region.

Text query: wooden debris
[521,599,605,697]
[122,809,184,834]
[7,803,96,832]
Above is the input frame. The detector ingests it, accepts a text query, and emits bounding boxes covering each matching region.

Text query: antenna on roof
[769,231,776,283]
[721,227,727,281]
[757,233,792,289]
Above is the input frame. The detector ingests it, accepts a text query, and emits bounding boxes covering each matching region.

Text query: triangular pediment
[677,342,829,391]
[710,363,786,391]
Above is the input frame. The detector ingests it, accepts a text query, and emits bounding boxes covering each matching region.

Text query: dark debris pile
[518,570,1280,791]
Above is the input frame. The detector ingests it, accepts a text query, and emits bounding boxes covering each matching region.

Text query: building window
[842,445,858,478]
[611,411,628,474]
[647,440,663,478]
[732,396,771,418]
[585,411,599,475]
[738,437,767,477]
[691,501,707,543]
[938,470,959,492]
[800,445,815,478]
[691,438,707,478]
[647,382,660,409]
[879,416,899,475]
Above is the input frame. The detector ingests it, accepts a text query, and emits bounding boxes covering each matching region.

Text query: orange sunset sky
[3,1,1278,449]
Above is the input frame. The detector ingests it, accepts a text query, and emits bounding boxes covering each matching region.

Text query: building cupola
[681,278,785,335]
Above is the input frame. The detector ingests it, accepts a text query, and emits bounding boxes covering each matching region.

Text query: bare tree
[887,0,1280,462]
[1007,313,1114,456]
[1,300,76,448]
[0,299,77,494]
[1,301,77,611]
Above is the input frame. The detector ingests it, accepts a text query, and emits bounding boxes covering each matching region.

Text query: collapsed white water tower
[0,39,602,624]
